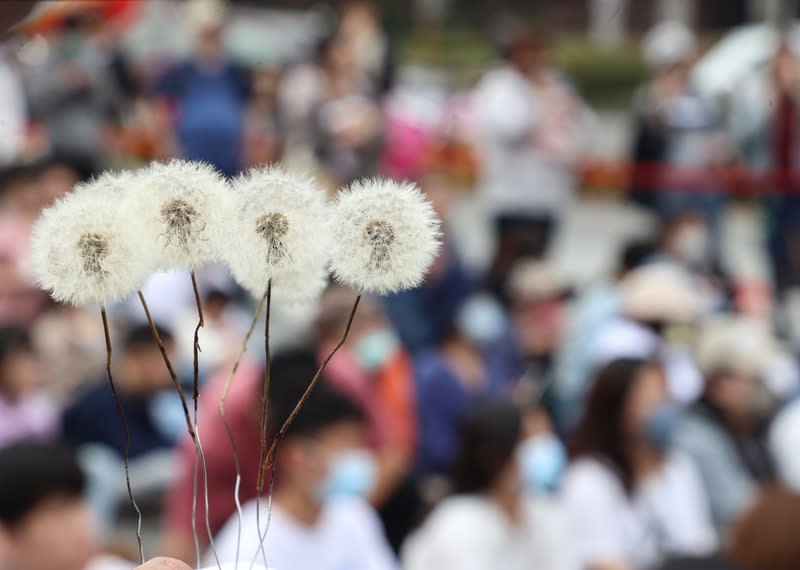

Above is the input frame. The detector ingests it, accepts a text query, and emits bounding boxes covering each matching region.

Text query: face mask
[316,450,377,502]
[456,294,506,345]
[517,435,567,494]
[672,225,709,266]
[642,403,683,450]
[354,328,399,371]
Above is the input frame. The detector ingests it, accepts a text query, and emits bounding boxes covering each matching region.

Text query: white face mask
[455,294,507,346]
[672,225,709,266]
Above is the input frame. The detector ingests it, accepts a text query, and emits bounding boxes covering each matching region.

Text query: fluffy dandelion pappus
[129,159,230,270]
[226,166,330,302]
[30,174,150,307]
[329,178,441,295]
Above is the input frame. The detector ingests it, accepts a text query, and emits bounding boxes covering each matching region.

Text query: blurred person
[553,240,656,433]
[0,326,58,449]
[316,287,420,549]
[728,485,800,570]
[591,261,704,405]
[402,400,576,570]
[23,6,126,176]
[629,21,728,253]
[210,382,397,570]
[62,324,177,536]
[474,27,591,267]
[561,358,717,570]
[729,40,800,337]
[337,1,394,96]
[675,317,790,537]
[153,0,250,177]
[414,292,521,476]
[161,350,317,564]
[312,34,384,186]
[0,442,94,570]
[505,259,569,410]
[243,65,283,168]
[0,46,26,167]
[31,304,110,406]
[171,289,250,382]
[0,161,57,324]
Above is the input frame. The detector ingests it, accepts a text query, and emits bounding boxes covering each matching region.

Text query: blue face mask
[643,403,683,451]
[456,294,506,345]
[354,328,399,371]
[316,450,377,502]
[517,435,567,494]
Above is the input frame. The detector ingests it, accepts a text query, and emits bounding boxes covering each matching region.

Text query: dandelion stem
[190,269,204,412]
[137,290,195,440]
[264,294,361,470]
[255,280,273,570]
[101,307,144,564]
[220,293,267,570]
[256,280,272,496]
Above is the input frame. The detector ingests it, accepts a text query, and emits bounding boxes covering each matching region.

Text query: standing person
[561,358,717,570]
[210,383,397,570]
[153,0,250,177]
[729,40,800,338]
[402,401,576,570]
[629,21,727,253]
[312,34,384,187]
[474,27,590,266]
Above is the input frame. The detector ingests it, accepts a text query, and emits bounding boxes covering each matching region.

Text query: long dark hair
[569,358,652,493]
[451,400,521,494]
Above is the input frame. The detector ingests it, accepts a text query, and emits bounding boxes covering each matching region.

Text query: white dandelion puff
[225,165,330,302]
[128,159,231,270]
[329,178,441,295]
[30,176,151,307]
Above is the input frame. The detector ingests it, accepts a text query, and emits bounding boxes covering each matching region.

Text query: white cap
[643,20,696,71]
[506,259,566,302]
[186,0,227,32]
[619,261,700,323]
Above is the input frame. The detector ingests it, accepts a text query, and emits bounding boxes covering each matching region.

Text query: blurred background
[5,1,800,570]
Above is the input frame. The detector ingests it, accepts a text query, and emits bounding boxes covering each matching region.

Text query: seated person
[403,400,576,570]
[211,382,397,570]
[62,324,178,535]
[62,324,176,458]
[0,441,123,570]
[161,350,317,564]
[0,326,58,448]
[561,358,717,570]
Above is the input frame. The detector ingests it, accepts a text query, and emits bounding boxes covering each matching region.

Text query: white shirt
[560,453,717,569]
[210,497,398,570]
[402,495,577,570]
[473,65,588,216]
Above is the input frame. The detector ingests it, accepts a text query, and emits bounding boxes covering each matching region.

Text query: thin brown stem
[219,292,267,569]
[256,280,272,495]
[137,290,196,441]
[190,269,204,417]
[264,294,361,470]
[101,308,144,564]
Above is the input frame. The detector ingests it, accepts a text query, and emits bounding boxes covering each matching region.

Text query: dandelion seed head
[329,178,441,295]
[130,159,230,269]
[30,178,151,307]
[225,165,330,301]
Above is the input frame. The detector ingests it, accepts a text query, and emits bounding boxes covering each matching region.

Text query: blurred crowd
[5,2,800,570]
